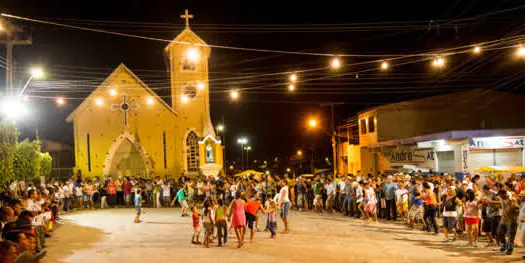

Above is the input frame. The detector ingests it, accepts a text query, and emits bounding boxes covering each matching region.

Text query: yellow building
[67,10,223,179]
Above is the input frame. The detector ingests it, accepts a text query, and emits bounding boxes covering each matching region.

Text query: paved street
[44,208,522,263]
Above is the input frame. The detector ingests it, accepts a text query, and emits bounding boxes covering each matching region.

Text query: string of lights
[3,10,525,108]
[4,13,525,58]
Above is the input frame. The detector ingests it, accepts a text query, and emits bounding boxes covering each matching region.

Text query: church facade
[67,12,223,179]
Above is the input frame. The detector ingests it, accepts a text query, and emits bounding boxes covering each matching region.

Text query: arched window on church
[185,131,200,173]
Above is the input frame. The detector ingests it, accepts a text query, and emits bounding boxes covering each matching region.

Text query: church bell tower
[165,9,212,135]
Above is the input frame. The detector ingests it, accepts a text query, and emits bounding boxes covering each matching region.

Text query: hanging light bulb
[330,57,341,70]
[230,90,239,100]
[355,73,359,79]
[432,56,446,68]
[146,97,154,105]
[56,97,65,105]
[473,45,482,54]
[288,84,295,91]
[289,73,298,83]
[109,89,117,96]
[186,48,199,62]
[380,61,389,70]
[95,98,103,106]
[516,45,525,57]
[181,95,189,104]
[197,82,205,90]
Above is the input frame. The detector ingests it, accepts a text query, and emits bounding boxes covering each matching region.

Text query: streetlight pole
[0,19,32,95]
[19,68,43,96]
[237,137,247,171]
[244,146,251,169]
[217,121,225,171]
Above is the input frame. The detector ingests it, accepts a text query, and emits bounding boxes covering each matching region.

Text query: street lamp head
[217,124,224,132]
[308,118,318,128]
[30,68,44,79]
[237,137,247,144]
[1,97,28,120]
[297,150,303,156]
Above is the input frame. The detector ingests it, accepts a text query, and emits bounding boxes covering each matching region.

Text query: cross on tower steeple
[181,9,194,28]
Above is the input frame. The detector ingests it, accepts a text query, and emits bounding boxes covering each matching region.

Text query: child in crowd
[134,189,143,223]
[191,206,202,245]
[202,201,214,248]
[215,199,228,246]
[267,200,278,238]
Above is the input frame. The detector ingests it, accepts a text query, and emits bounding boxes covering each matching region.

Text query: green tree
[13,139,42,181]
[40,152,52,178]
[0,122,20,186]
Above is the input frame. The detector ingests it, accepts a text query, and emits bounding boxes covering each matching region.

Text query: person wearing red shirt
[191,206,201,245]
[123,178,132,208]
[107,178,117,207]
[245,192,267,241]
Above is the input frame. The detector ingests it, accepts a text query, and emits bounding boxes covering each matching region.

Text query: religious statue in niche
[206,144,214,163]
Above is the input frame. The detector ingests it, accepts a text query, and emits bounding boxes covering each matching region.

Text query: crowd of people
[159,170,525,257]
[0,181,62,263]
[2,169,525,259]
[284,170,525,258]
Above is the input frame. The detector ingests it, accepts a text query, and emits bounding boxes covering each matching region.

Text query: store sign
[384,147,436,168]
[469,136,525,149]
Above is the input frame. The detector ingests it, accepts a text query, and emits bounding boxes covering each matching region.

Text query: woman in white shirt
[278,180,291,233]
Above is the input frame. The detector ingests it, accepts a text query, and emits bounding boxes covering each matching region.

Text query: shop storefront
[368,133,525,176]
[467,136,524,171]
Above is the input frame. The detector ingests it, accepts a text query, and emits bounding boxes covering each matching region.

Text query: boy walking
[215,199,228,246]
[134,189,143,223]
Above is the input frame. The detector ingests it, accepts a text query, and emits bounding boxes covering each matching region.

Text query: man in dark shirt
[295,177,307,211]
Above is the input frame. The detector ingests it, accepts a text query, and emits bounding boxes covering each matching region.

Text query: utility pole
[320,102,343,175]
[222,116,226,171]
[0,18,32,94]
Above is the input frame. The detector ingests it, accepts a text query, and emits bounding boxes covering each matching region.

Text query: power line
[3,13,525,58]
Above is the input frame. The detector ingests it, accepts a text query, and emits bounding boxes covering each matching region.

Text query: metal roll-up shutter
[469,149,523,170]
[437,151,455,174]
[495,148,523,166]
[469,149,495,171]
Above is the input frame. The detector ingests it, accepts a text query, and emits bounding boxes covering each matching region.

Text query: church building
[66,10,223,179]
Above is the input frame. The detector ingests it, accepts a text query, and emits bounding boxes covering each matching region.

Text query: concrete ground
[44,208,522,263]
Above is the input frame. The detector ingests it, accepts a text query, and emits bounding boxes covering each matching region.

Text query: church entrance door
[107,138,147,180]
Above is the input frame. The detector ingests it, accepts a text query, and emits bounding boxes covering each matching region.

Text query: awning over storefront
[367,128,525,148]
[475,166,525,173]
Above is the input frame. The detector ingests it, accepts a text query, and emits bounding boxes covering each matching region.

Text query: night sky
[1,0,525,169]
